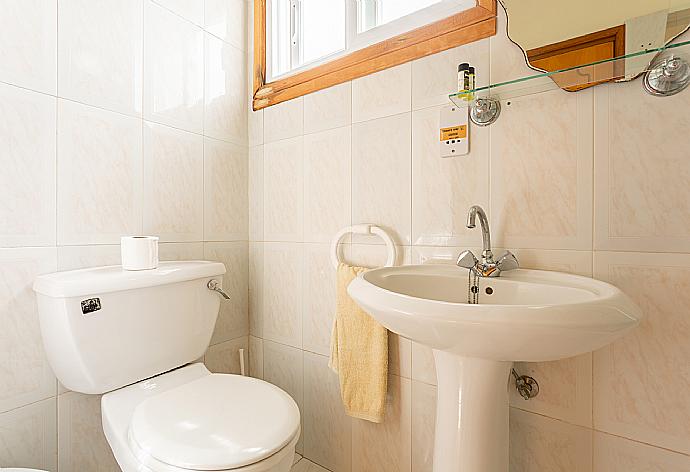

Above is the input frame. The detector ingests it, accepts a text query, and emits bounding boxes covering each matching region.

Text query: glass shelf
[449,39,690,106]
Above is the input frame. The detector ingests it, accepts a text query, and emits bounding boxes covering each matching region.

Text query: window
[269,0,346,79]
[253,0,497,110]
[267,0,477,80]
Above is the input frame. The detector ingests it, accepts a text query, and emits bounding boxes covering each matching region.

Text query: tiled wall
[0,0,249,470]
[248,7,690,472]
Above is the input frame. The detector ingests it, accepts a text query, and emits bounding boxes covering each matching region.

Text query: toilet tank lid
[33,261,226,298]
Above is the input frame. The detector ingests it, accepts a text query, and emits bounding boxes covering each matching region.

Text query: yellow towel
[329,262,388,423]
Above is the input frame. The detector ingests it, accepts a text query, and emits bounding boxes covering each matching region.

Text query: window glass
[302,0,346,66]
[270,0,292,77]
[360,0,443,33]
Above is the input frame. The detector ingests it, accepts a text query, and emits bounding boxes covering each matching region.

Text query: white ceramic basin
[348,264,643,472]
[348,264,643,362]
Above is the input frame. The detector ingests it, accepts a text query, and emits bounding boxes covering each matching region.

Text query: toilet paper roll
[121,236,159,271]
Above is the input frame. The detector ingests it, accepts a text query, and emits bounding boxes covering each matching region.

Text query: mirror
[500,0,690,88]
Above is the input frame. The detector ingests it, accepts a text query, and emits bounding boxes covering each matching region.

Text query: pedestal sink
[348,264,643,472]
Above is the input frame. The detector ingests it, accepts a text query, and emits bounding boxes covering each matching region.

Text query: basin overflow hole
[485,286,494,295]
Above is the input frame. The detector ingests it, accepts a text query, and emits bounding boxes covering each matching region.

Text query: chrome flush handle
[207,279,230,300]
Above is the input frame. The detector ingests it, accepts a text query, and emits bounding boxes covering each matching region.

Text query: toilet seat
[101,363,300,472]
[128,374,300,471]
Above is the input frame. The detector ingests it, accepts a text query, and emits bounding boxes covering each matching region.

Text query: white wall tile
[303,352,351,472]
[0,398,57,471]
[0,248,57,413]
[204,242,249,343]
[57,245,121,270]
[352,113,412,245]
[264,340,304,452]
[144,1,204,133]
[411,380,436,472]
[205,0,246,50]
[593,431,690,472]
[504,248,593,277]
[593,251,690,455]
[351,375,412,472]
[264,137,304,242]
[57,100,143,245]
[249,242,264,337]
[58,0,143,116]
[158,241,204,260]
[490,90,593,250]
[153,0,204,25]
[249,335,264,379]
[594,83,690,252]
[411,39,490,111]
[0,84,56,247]
[263,243,303,348]
[304,82,352,134]
[411,245,480,266]
[264,97,304,143]
[303,126,351,243]
[249,109,264,146]
[412,105,489,246]
[205,34,248,144]
[511,354,593,428]
[143,122,203,241]
[411,342,436,386]
[204,138,248,241]
[0,0,56,94]
[205,336,249,374]
[249,145,265,240]
[509,408,592,472]
[352,63,411,123]
[57,392,120,471]
[302,244,336,356]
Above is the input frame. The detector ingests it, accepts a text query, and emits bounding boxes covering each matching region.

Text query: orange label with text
[440,125,467,141]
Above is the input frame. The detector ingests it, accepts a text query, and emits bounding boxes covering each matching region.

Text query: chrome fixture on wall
[643,54,690,96]
[455,205,519,277]
[469,97,501,126]
[512,368,540,400]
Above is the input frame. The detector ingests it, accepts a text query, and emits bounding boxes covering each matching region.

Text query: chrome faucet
[456,205,519,277]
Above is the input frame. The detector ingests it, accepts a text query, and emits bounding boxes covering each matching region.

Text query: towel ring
[330,224,397,269]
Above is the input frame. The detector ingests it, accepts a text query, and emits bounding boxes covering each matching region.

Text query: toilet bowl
[102,363,300,472]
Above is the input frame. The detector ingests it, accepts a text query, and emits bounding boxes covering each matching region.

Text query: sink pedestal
[433,350,512,472]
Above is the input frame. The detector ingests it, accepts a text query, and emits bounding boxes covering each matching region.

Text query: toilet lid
[129,374,300,470]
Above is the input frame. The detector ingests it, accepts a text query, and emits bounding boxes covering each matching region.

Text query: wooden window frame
[252,0,497,110]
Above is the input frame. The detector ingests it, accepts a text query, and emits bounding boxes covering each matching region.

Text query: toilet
[33,261,300,472]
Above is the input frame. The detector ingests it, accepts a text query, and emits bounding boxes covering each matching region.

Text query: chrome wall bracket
[643,54,690,96]
[470,97,501,126]
[511,368,539,400]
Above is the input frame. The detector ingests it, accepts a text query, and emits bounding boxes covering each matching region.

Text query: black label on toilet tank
[80,298,101,315]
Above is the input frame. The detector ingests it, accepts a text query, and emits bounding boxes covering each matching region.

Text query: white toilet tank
[33,261,226,394]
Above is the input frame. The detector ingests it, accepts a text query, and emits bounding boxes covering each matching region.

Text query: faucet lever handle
[496,251,519,272]
[456,250,479,269]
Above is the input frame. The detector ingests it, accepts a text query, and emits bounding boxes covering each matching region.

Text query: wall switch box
[439,104,469,158]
